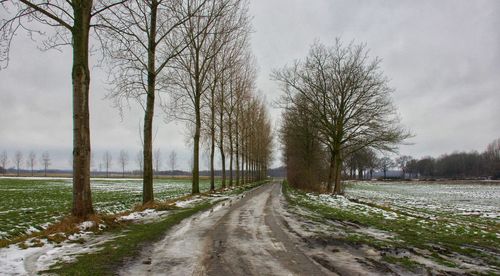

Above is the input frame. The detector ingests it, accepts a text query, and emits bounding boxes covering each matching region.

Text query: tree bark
[228,120,233,186]
[326,153,334,193]
[235,113,240,186]
[219,97,226,189]
[210,87,216,191]
[143,0,158,204]
[71,0,94,218]
[333,152,343,195]
[193,90,201,194]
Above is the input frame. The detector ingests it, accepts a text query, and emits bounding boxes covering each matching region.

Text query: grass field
[284,181,500,274]
[0,177,212,240]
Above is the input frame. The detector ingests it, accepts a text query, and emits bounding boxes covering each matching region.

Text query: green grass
[0,178,212,240]
[381,255,424,272]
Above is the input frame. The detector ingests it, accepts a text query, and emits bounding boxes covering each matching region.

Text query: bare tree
[170,0,250,194]
[486,138,500,178]
[26,151,36,176]
[0,151,8,175]
[101,0,210,204]
[169,150,177,175]
[153,148,162,176]
[379,156,395,179]
[396,155,412,179]
[1,1,127,217]
[103,151,112,178]
[41,151,50,177]
[14,151,23,176]
[136,150,144,174]
[280,94,326,191]
[118,150,129,178]
[274,39,411,194]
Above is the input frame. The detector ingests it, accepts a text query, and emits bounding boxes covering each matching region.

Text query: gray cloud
[0,0,499,170]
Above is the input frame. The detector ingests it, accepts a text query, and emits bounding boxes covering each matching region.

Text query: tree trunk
[235,116,240,186]
[192,92,201,194]
[210,89,215,192]
[143,1,158,204]
[333,152,343,195]
[71,1,94,218]
[228,120,233,187]
[326,153,334,193]
[219,106,226,189]
[358,167,363,179]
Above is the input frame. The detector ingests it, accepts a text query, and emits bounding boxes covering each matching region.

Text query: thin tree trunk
[219,103,226,189]
[71,1,94,218]
[143,1,158,204]
[235,115,240,186]
[193,92,201,194]
[210,86,216,192]
[228,120,233,187]
[327,152,334,193]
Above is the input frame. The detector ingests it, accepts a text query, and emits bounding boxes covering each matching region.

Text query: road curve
[120,182,329,276]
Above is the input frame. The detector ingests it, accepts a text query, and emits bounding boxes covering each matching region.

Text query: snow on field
[345,181,500,220]
[0,178,211,240]
[0,185,249,275]
[0,231,119,275]
[0,176,72,181]
[306,193,399,220]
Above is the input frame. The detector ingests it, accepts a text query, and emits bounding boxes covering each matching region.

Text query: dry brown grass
[0,213,127,249]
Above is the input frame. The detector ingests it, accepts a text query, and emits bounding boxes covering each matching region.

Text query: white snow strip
[117,209,169,222]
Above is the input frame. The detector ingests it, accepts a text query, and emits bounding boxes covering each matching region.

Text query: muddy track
[120,182,330,275]
[203,182,328,275]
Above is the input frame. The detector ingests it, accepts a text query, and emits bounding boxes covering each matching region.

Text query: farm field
[284,181,500,275]
[0,177,212,240]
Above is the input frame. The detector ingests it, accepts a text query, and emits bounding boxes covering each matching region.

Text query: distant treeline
[344,138,500,180]
[402,149,500,180]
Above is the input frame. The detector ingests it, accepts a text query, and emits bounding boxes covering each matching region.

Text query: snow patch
[118,209,169,222]
[175,197,203,208]
[78,221,95,231]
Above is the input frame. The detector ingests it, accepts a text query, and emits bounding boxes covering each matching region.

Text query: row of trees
[343,137,500,180]
[0,150,51,176]
[99,149,179,178]
[394,138,500,179]
[277,40,410,194]
[0,149,176,178]
[1,0,272,218]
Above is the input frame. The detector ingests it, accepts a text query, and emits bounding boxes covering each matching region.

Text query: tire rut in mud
[203,182,329,276]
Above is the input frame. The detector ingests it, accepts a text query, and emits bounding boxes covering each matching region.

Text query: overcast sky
[1,0,499,170]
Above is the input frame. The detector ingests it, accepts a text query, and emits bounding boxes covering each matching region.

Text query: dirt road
[120,182,330,276]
